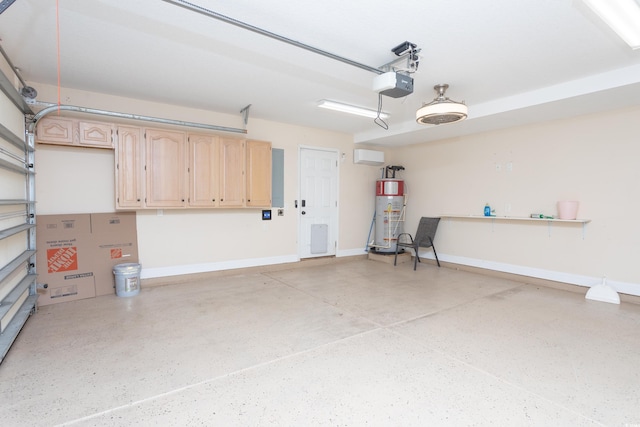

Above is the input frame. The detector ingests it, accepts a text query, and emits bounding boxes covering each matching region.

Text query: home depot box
[89,212,138,296]
[36,212,138,305]
[36,214,96,306]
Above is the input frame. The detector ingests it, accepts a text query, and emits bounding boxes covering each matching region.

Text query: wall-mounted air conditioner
[353,149,385,166]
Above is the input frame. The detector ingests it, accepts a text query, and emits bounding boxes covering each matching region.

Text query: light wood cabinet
[188,133,219,207]
[219,138,245,207]
[37,115,272,210]
[145,129,187,208]
[78,121,113,148]
[114,126,271,210]
[36,117,74,145]
[115,126,144,209]
[246,140,272,207]
[36,117,114,149]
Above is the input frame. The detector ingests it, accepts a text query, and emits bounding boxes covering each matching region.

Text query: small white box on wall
[353,149,384,166]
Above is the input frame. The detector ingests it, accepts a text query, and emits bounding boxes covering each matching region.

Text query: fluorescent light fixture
[582,0,640,49]
[317,99,390,119]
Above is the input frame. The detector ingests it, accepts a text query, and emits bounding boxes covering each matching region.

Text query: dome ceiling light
[416,84,468,125]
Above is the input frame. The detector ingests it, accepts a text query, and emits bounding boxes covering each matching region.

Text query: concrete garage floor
[1,258,639,426]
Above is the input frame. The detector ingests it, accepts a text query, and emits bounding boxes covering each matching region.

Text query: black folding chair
[394,217,441,270]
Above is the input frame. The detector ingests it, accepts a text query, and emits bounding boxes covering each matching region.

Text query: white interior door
[299,147,338,259]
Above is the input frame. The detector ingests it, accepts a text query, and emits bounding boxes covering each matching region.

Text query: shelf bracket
[240,104,251,129]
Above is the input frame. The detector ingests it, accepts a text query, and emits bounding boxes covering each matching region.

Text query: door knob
[301,211,306,215]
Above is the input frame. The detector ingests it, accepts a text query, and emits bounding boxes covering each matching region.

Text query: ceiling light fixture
[317,100,390,119]
[582,0,640,49]
[416,84,468,125]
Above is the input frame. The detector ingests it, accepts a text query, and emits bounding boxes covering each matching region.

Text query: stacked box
[36,212,138,306]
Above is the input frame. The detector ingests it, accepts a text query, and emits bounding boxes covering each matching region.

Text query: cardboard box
[36,214,96,306]
[90,212,138,296]
[36,212,138,305]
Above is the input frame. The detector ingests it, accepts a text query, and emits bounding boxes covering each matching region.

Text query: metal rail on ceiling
[28,103,248,135]
[161,0,385,75]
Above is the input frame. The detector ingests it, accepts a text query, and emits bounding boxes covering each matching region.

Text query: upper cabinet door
[36,117,114,149]
[79,121,114,148]
[36,117,75,145]
[219,138,245,207]
[115,126,144,209]
[246,140,272,207]
[145,129,187,208]
[189,133,219,207]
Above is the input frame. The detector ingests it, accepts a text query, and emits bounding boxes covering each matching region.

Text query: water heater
[373,179,405,253]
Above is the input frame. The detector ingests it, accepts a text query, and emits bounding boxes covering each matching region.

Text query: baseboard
[338,247,369,257]
[140,253,368,288]
[141,254,299,280]
[417,250,640,299]
[139,248,640,302]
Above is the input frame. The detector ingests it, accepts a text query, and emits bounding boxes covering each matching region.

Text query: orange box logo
[110,248,122,259]
[47,247,78,273]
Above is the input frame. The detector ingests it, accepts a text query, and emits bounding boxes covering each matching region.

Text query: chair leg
[413,244,419,270]
[431,238,441,267]
[394,245,399,266]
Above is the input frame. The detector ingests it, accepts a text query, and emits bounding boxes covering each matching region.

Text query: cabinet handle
[182,199,185,202]
[137,199,140,202]
[221,199,223,201]
[212,199,215,202]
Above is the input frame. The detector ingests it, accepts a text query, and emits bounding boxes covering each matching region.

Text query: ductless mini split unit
[354,149,385,166]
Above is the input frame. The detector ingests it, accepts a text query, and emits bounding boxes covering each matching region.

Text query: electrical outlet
[277,209,284,216]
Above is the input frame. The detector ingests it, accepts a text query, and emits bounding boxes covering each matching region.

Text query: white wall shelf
[441,215,591,238]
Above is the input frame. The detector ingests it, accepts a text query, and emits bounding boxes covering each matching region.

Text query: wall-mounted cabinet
[246,140,272,207]
[145,129,187,208]
[188,133,219,208]
[219,137,245,207]
[37,117,114,149]
[115,126,144,209]
[115,127,271,210]
[36,117,74,145]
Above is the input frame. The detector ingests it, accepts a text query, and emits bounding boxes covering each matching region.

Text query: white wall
[389,106,640,295]
[34,84,383,278]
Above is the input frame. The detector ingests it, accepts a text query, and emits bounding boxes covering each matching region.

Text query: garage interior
[1,1,639,425]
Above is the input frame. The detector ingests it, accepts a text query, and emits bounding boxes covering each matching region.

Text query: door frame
[297,145,340,259]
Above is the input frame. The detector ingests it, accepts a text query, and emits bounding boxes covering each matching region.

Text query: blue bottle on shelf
[484,203,491,217]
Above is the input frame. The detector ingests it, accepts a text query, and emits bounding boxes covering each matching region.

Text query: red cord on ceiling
[56,0,61,113]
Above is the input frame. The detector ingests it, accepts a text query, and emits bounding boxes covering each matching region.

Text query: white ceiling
[1,0,640,146]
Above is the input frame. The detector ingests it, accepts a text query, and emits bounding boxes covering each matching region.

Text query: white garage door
[0,59,38,364]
